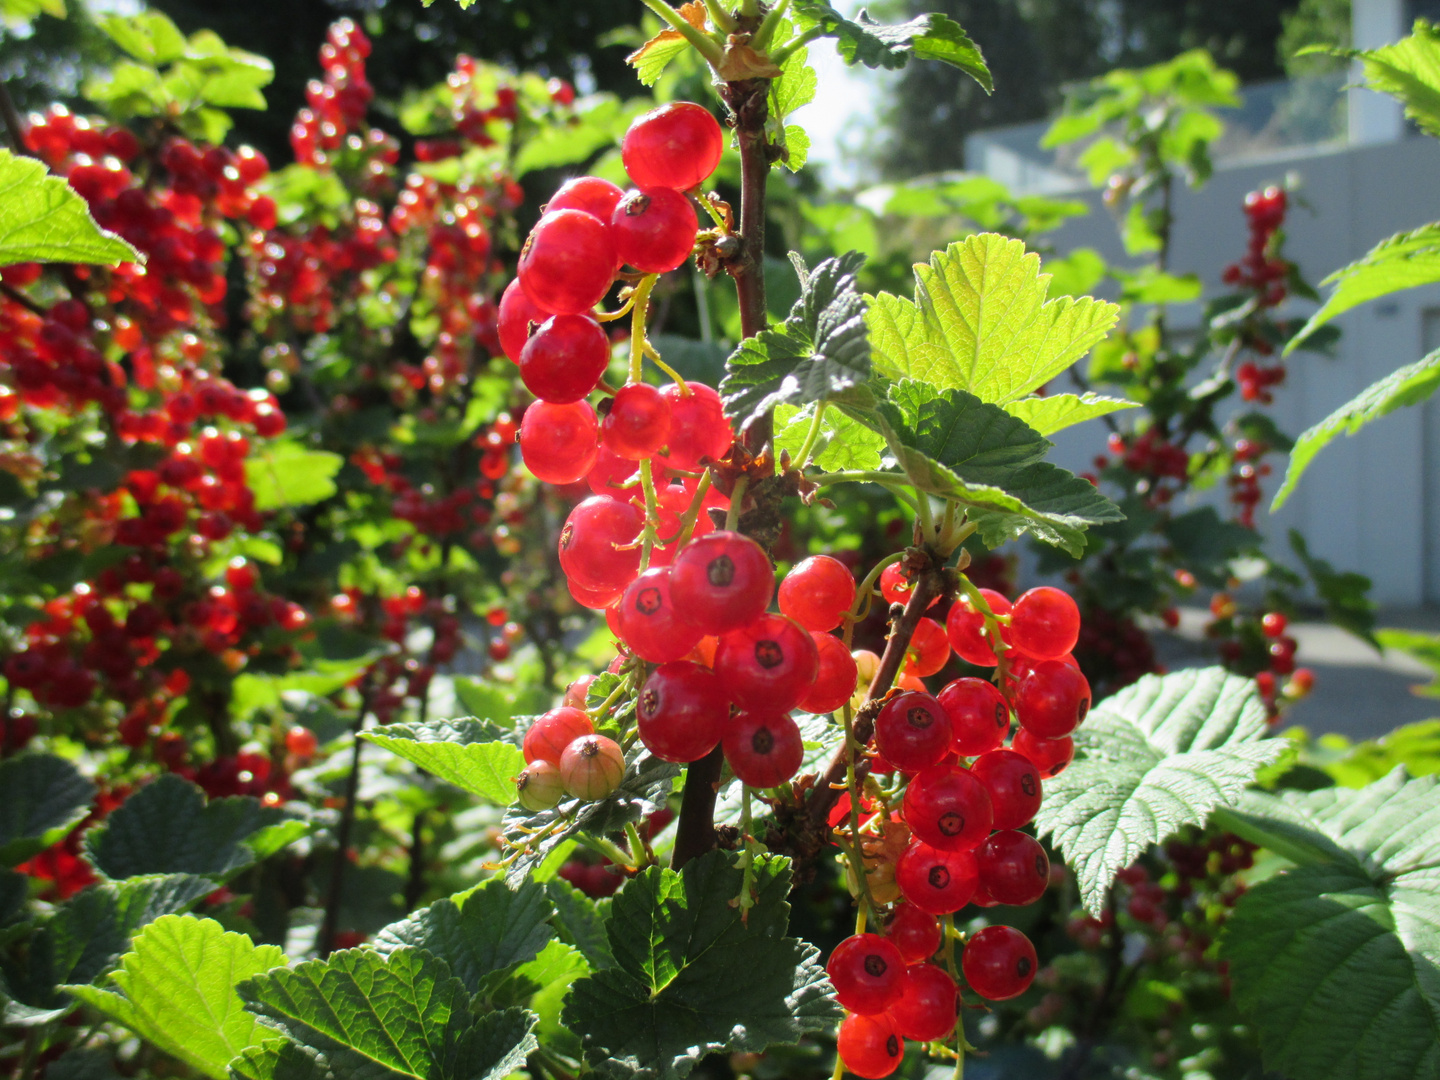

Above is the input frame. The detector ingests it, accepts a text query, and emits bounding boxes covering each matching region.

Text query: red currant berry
[961,925,1037,1000]
[669,530,773,635]
[498,278,547,363]
[548,176,625,233]
[1010,728,1074,777]
[937,677,1009,756]
[873,691,952,773]
[559,495,643,594]
[945,589,1011,666]
[714,613,818,713]
[970,749,1042,830]
[636,661,729,763]
[586,443,639,495]
[836,1012,904,1080]
[975,830,1050,906]
[1009,586,1081,660]
[887,963,957,1042]
[522,706,595,766]
[895,840,978,914]
[657,382,732,472]
[568,577,623,611]
[520,400,599,484]
[602,382,671,460]
[902,616,950,677]
[621,102,724,192]
[617,566,703,664]
[723,711,802,787]
[516,760,566,811]
[611,187,697,274]
[517,209,616,315]
[778,555,856,632]
[903,764,994,851]
[559,734,625,801]
[796,631,858,715]
[518,314,610,403]
[826,933,905,1015]
[285,725,318,758]
[1261,611,1288,637]
[878,562,937,608]
[1014,660,1091,738]
[886,903,942,965]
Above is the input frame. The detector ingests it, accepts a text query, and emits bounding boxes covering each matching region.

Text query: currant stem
[810,470,921,509]
[640,0,724,64]
[628,274,660,384]
[792,401,828,468]
[769,25,824,66]
[725,474,748,531]
[702,0,737,34]
[845,551,906,635]
[955,572,1012,686]
[638,458,661,571]
[673,469,714,549]
[575,832,638,869]
[751,0,793,51]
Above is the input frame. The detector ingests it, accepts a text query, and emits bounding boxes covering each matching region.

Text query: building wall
[1034,136,1440,604]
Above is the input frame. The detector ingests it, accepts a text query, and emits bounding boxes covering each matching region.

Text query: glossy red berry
[522,706,595,766]
[516,760,565,811]
[723,711,803,787]
[559,495,643,594]
[518,314,610,403]
[937,676,1009,756]
[559,734,625,801]
[669,530,773,635]
[902,616,950,677]
[1261,611,1288,637]
[622,102,724,192]
[778,555,856,632]
[520,400,599,484]
[617,566,703,664]
[657,383,731,472]
[878,562,937,608]
[518,209,616,315]
[945,589,1011,666]
[602,382,671,460]
[611,187,697,274]
[827,933,905,1015]
[902,764,994,851]
[548,176,625,231]
[886,903,942,965]
[970,749,1042,830]
[1015,660,1091,738]
[1010,728,1074,777]
[873,691,952,773]
[887,963,958,1042]
[498,278,547,363]
[1009,586,1081,660]
[637,661,729,763]
[714,613,818,713]
[976,830,1050,906]
[895,840,978,914]
[796,631,858,715]
[961,925,1037,1000]
[836,1012,904,1080]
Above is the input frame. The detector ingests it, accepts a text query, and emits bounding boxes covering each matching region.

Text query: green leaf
[0,753,94,867]
[773,402,885,471]
[1001,393,1136,437]
[792,3,991,88]
[244,443,343,511]
[361,718,525,806]
[1375,629,1440,698]
[65,916,285,1080]
[1218,771,1440,1080]
[514,96,649,177]
[493,940,588,1050]
[866,233,1120,405]
[98,11,186,64]
[561,850,839,1080]
[1288,224,1440,351]
[9,875,213,1012]
[1272,348,1440,509]
[1036,667,1287,914]
[1316,720,1440,786]
[371,877,554,995]
[1319,18,1440,138]
[237,948,537,1080]
[625,3,708,88]
[83,774,308,882]
[0,151,139,267]
[720,252,871,427]
[1289,529,1376,645]
[545,879,614,970]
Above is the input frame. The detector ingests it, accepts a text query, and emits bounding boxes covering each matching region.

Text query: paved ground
[1156,607,1440,741]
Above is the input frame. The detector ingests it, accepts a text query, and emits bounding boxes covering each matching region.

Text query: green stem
[638,459,661,571]
[739,0,759,18]
[574,832,638,869]
[725,475,748,531]
[810,471,920,509]
[751,0,793,51]
[628,274,659,383]
[770,25,824,65]
[702,0,737,34]
[625,820,653,869]
[673,470,714,549]
[846,551,906,632]
[792,402,828,468]
[640,0,724,64]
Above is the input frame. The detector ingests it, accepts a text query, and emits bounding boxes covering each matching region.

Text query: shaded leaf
[545,879,613,969]
[1036,668,1286,914]
[1289,530,1376,645]
[0,753,94,867]
[792,2,990,87]
[65,916,285,1080]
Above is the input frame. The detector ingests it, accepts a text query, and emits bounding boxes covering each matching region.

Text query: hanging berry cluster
[1222,185,1292,406]
[826,585,1090,1077]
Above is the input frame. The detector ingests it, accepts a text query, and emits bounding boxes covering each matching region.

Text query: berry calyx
[873,691,952,773]
[636,661,729,763]
[723,711,803,788]
[961,925,1037,1000]
[902,764,994,851]
[975,830,1050,906]
[558,734,625,801]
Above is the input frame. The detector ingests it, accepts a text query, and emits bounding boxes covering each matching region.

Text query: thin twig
[318,686,373,957]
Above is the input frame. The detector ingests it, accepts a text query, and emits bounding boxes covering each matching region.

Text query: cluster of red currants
[290,19,374,168]
[1227,436,1276,528]
[1207,601,1313,720]
[1222,185,1292,405]
[826,586,1093,1077]
[1088,429,1189,508]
